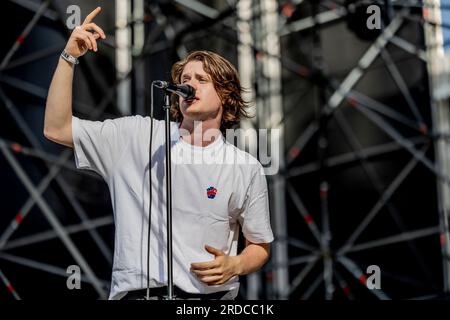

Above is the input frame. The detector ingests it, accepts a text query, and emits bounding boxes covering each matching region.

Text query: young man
[44,7,273,300]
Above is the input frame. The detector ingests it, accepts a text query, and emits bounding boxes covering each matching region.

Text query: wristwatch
[60,49,79,65]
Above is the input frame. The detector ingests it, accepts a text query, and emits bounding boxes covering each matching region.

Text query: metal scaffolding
[281,0,450,299]
[424,0,450,293]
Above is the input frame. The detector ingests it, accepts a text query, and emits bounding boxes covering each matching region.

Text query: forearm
[235,241,270,276]
[44,57,74,136]
[190,242,270,285]
[44,7,105,146]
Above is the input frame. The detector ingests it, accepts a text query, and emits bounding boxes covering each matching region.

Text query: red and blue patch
[206,186,217,199]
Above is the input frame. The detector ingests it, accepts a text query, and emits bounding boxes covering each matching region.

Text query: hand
[190,245,241,286]
[64,7,106,58]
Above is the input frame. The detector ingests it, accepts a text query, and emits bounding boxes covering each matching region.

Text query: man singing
[44,7,273,300]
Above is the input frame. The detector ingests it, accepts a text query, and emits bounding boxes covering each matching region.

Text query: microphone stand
[152,81,193,300]
[162,91,175,300]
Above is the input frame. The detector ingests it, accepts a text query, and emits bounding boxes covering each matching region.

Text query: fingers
[191,268,222,277]
[193,268,227,285]
[191,259,230,285]
[86,31,98,51]
[205,245,225,256]
[83,6,102,25]
[73,29,97,51]
[73,30,92,50]
[83,23,106,39]
[190,261,218,271]
[73,23,105,52]
[197,275,222,285]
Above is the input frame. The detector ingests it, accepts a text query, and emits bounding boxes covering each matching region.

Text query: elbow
[43,122,73,148]
[43,127,51,140]
[43,127,55,141]
[263,246,270,265]
[43,109,53,140]
[43,126,62,143]
[260,243,270,266]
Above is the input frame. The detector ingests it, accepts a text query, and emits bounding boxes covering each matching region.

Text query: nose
[184,79,199,90]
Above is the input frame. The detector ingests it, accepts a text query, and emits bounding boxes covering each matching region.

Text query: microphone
[153,81,196,100]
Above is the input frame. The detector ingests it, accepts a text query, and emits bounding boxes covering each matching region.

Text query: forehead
[181,60,208,76]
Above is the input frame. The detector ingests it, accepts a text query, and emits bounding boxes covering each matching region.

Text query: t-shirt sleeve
[239,165,274,244]
[72,116,135,179]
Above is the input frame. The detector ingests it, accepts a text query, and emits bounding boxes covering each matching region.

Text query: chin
[182,106,204,117]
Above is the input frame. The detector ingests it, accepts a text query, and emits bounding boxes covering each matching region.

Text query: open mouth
[184,97,199,105]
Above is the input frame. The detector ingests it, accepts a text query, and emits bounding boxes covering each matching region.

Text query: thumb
[205,245,224,257]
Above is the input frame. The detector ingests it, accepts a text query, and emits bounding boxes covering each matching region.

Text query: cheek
[213,92,222,107]
[217,97,223,111]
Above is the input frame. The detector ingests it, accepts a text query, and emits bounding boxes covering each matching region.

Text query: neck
[179,119,222,147]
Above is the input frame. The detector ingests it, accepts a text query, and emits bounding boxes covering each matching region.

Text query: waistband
[122,286,232,300]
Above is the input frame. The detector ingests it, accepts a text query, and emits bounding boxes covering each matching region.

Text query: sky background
[441,0,450,51]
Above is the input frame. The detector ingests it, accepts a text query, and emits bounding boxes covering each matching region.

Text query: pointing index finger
[83,7,102,25]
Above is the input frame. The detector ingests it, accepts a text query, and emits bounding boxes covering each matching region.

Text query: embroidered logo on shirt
[206,186,217,199]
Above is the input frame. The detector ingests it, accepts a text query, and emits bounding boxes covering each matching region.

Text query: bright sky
[441,0,450,51]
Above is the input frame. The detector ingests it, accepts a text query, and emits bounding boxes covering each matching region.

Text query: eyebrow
[181,73,209,79]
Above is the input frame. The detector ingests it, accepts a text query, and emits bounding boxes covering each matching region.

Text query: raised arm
[44,7,105,148]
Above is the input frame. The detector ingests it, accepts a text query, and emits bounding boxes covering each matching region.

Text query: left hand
[190,245,240,286]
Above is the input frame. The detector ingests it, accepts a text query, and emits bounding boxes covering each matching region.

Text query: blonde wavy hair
[170,50,250,132]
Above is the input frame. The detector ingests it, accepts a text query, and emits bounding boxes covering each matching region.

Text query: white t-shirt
[72,115,274,300]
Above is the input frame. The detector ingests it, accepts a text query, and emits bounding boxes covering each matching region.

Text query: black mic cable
[146,82,156,300]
